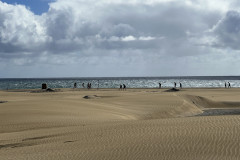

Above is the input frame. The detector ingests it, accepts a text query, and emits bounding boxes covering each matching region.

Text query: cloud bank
[0,0,240,77]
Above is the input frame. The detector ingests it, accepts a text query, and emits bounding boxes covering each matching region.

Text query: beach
[0,88,240,159]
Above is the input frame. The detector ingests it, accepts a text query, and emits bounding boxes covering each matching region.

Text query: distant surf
[0,76,240,89]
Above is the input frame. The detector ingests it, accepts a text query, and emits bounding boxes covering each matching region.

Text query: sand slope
[0,88,240,159]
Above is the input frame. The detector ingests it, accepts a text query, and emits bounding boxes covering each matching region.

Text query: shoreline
[1,87,239,91]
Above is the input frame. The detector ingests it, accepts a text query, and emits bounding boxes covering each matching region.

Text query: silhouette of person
[225,82,227,88]
[228,82,231,88]
[159,83,161,89]
[174,82,176,88]
[120,84,122,90]
[123,84,126,90]
[180,83,182,89]
[87,83,90,89]
[74,82,77,88]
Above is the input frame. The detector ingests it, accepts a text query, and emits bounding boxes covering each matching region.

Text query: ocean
[0,76,240,90]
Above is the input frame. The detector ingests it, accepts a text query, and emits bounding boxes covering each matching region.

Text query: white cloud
[1,0,240,77]
[0,2,49,45]
[121,35,137,41]
[139,36,156,41]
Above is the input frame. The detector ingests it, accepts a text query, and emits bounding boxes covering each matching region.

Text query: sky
[0,0,52,15]
[1,0,240,78]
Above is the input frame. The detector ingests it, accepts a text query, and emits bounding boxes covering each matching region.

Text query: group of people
[74,81,234,89]
[74,82,126,90]
[225,82,231,88]
[159,82,232,89]
[77,82,183,89]
[82,83,92,89]
[119,84,126,90]
[174,82,182,89]
[73,82,92,89]
[158,82,182,89]
[87,83,92,89]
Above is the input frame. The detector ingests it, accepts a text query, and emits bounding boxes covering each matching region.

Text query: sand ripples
[1,88,240,159]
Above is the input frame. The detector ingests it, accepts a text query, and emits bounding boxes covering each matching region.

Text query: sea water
[0,76,240,90]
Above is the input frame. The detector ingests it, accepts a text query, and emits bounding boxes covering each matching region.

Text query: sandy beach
[0,88,240,160]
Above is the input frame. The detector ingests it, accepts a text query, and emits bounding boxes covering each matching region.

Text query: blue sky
[1,0,52,14]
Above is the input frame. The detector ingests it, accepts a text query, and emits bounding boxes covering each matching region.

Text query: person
[174,82,176,88]
[120,84,122,90]
[159,83,161,89]
[87,83,91,89]
[180,83,182,89]
[225,82,227,88]
[228,82,231,88]
[87,83,90,89]
[82,83,85,88]
[123,84,126,90]
[74,82,77,88]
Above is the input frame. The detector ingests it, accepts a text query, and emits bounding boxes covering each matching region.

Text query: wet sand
[0,88,240,159]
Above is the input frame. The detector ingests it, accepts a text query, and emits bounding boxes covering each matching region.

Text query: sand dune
[184,94,240,109]
[1,88,240,159]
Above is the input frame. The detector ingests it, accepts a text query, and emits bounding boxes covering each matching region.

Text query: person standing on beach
[180,83,182,89]
[174,82,176,88]
[123,84,126,90]
[159,83,161,89]
[120,84,122,90]
[225,82,227,88]
[228,82,231,88]
[74,82,77,89]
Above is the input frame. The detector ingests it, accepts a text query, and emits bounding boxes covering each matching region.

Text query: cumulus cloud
[0,2,49,50]
[1,0,240,77]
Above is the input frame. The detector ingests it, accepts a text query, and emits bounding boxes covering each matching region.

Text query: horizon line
[1,75,240,79]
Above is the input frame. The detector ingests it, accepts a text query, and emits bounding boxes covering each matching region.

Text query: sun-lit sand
[1,88,240,159]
